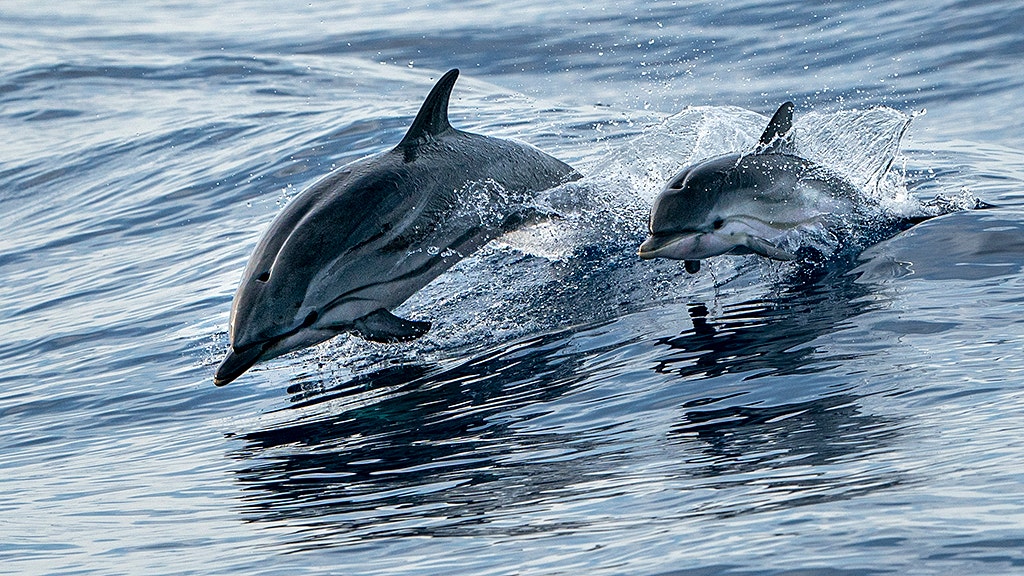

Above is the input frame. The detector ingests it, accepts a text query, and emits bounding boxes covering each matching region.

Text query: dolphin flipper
[742,235,797,261]
[684,260,701,274]
[352,309,432,343]
[755,101,795,155]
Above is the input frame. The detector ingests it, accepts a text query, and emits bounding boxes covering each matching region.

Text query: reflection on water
[654,261,906,517]
[233,329,602,537]
[671,393,905,518]
[231,257,906,543]
[654,258,882,381]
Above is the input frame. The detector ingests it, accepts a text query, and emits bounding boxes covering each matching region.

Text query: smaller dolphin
[215,69,580,386]
[638,102,863,273]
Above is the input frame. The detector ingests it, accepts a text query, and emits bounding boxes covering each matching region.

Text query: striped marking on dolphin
[215,69,581,386]
[638,102,866,274]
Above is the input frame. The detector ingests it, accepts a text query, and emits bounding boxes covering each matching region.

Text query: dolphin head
[214,162,423,387]
[639,101,800,265]
[638,102,855,270]
[214,221,339,387]
[638,153,809,265]
[638,157,738,261]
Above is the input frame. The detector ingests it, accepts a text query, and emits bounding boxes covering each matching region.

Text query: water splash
[254,100,990,393]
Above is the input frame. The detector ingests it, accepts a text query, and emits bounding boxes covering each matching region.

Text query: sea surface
[2,1,1023,575]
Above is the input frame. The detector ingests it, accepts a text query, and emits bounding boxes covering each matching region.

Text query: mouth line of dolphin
[638,230,703,259]
[214,343,267,387]
[215,311,322,386]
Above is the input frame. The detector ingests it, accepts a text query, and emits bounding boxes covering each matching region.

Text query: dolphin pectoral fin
[742,236,797,261]
[684,260,701,274]
[352,309,432,343]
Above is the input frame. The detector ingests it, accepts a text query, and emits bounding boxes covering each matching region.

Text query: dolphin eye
[303,311,318,327]
[256,271,270,283]
[712,218,725,230]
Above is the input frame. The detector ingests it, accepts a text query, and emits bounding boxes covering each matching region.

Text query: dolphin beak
[637,235,661,259]
[639,231,716,261]
[213,344,265,386]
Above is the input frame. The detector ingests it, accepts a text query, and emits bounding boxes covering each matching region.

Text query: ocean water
[2,1,1023,575]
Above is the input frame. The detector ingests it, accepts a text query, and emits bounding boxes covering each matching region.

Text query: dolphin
[215,68,580,386]
[638,102,865,274]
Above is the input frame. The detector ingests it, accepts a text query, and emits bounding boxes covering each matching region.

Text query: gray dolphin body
[215,69,580,385]
[638,102,863,273]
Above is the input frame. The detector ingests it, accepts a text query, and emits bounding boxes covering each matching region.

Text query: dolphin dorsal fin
[755,101,795,155]
[397,69,459,150]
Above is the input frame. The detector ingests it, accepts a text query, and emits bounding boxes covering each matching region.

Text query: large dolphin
[638,102,865,274]
[215,69,580,386]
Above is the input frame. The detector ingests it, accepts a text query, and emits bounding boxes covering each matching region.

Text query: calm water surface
[2,1,1023,575]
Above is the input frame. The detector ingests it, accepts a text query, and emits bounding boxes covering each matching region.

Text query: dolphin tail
[352,309,432,343]
[397,69,459,150]
[742,235,797,261]
[755,101,795,155]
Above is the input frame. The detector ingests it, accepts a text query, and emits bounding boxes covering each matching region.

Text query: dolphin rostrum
[638,102,865,274]
[215,69,580,386]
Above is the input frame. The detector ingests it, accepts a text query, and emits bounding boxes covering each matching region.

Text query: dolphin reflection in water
[215,69,580,386]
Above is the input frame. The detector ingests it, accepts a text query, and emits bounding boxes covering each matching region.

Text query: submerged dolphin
[638,102,864,274]
[215,69,580,386]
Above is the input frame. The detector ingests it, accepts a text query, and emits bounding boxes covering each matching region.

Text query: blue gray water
[2,1,1023,574]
